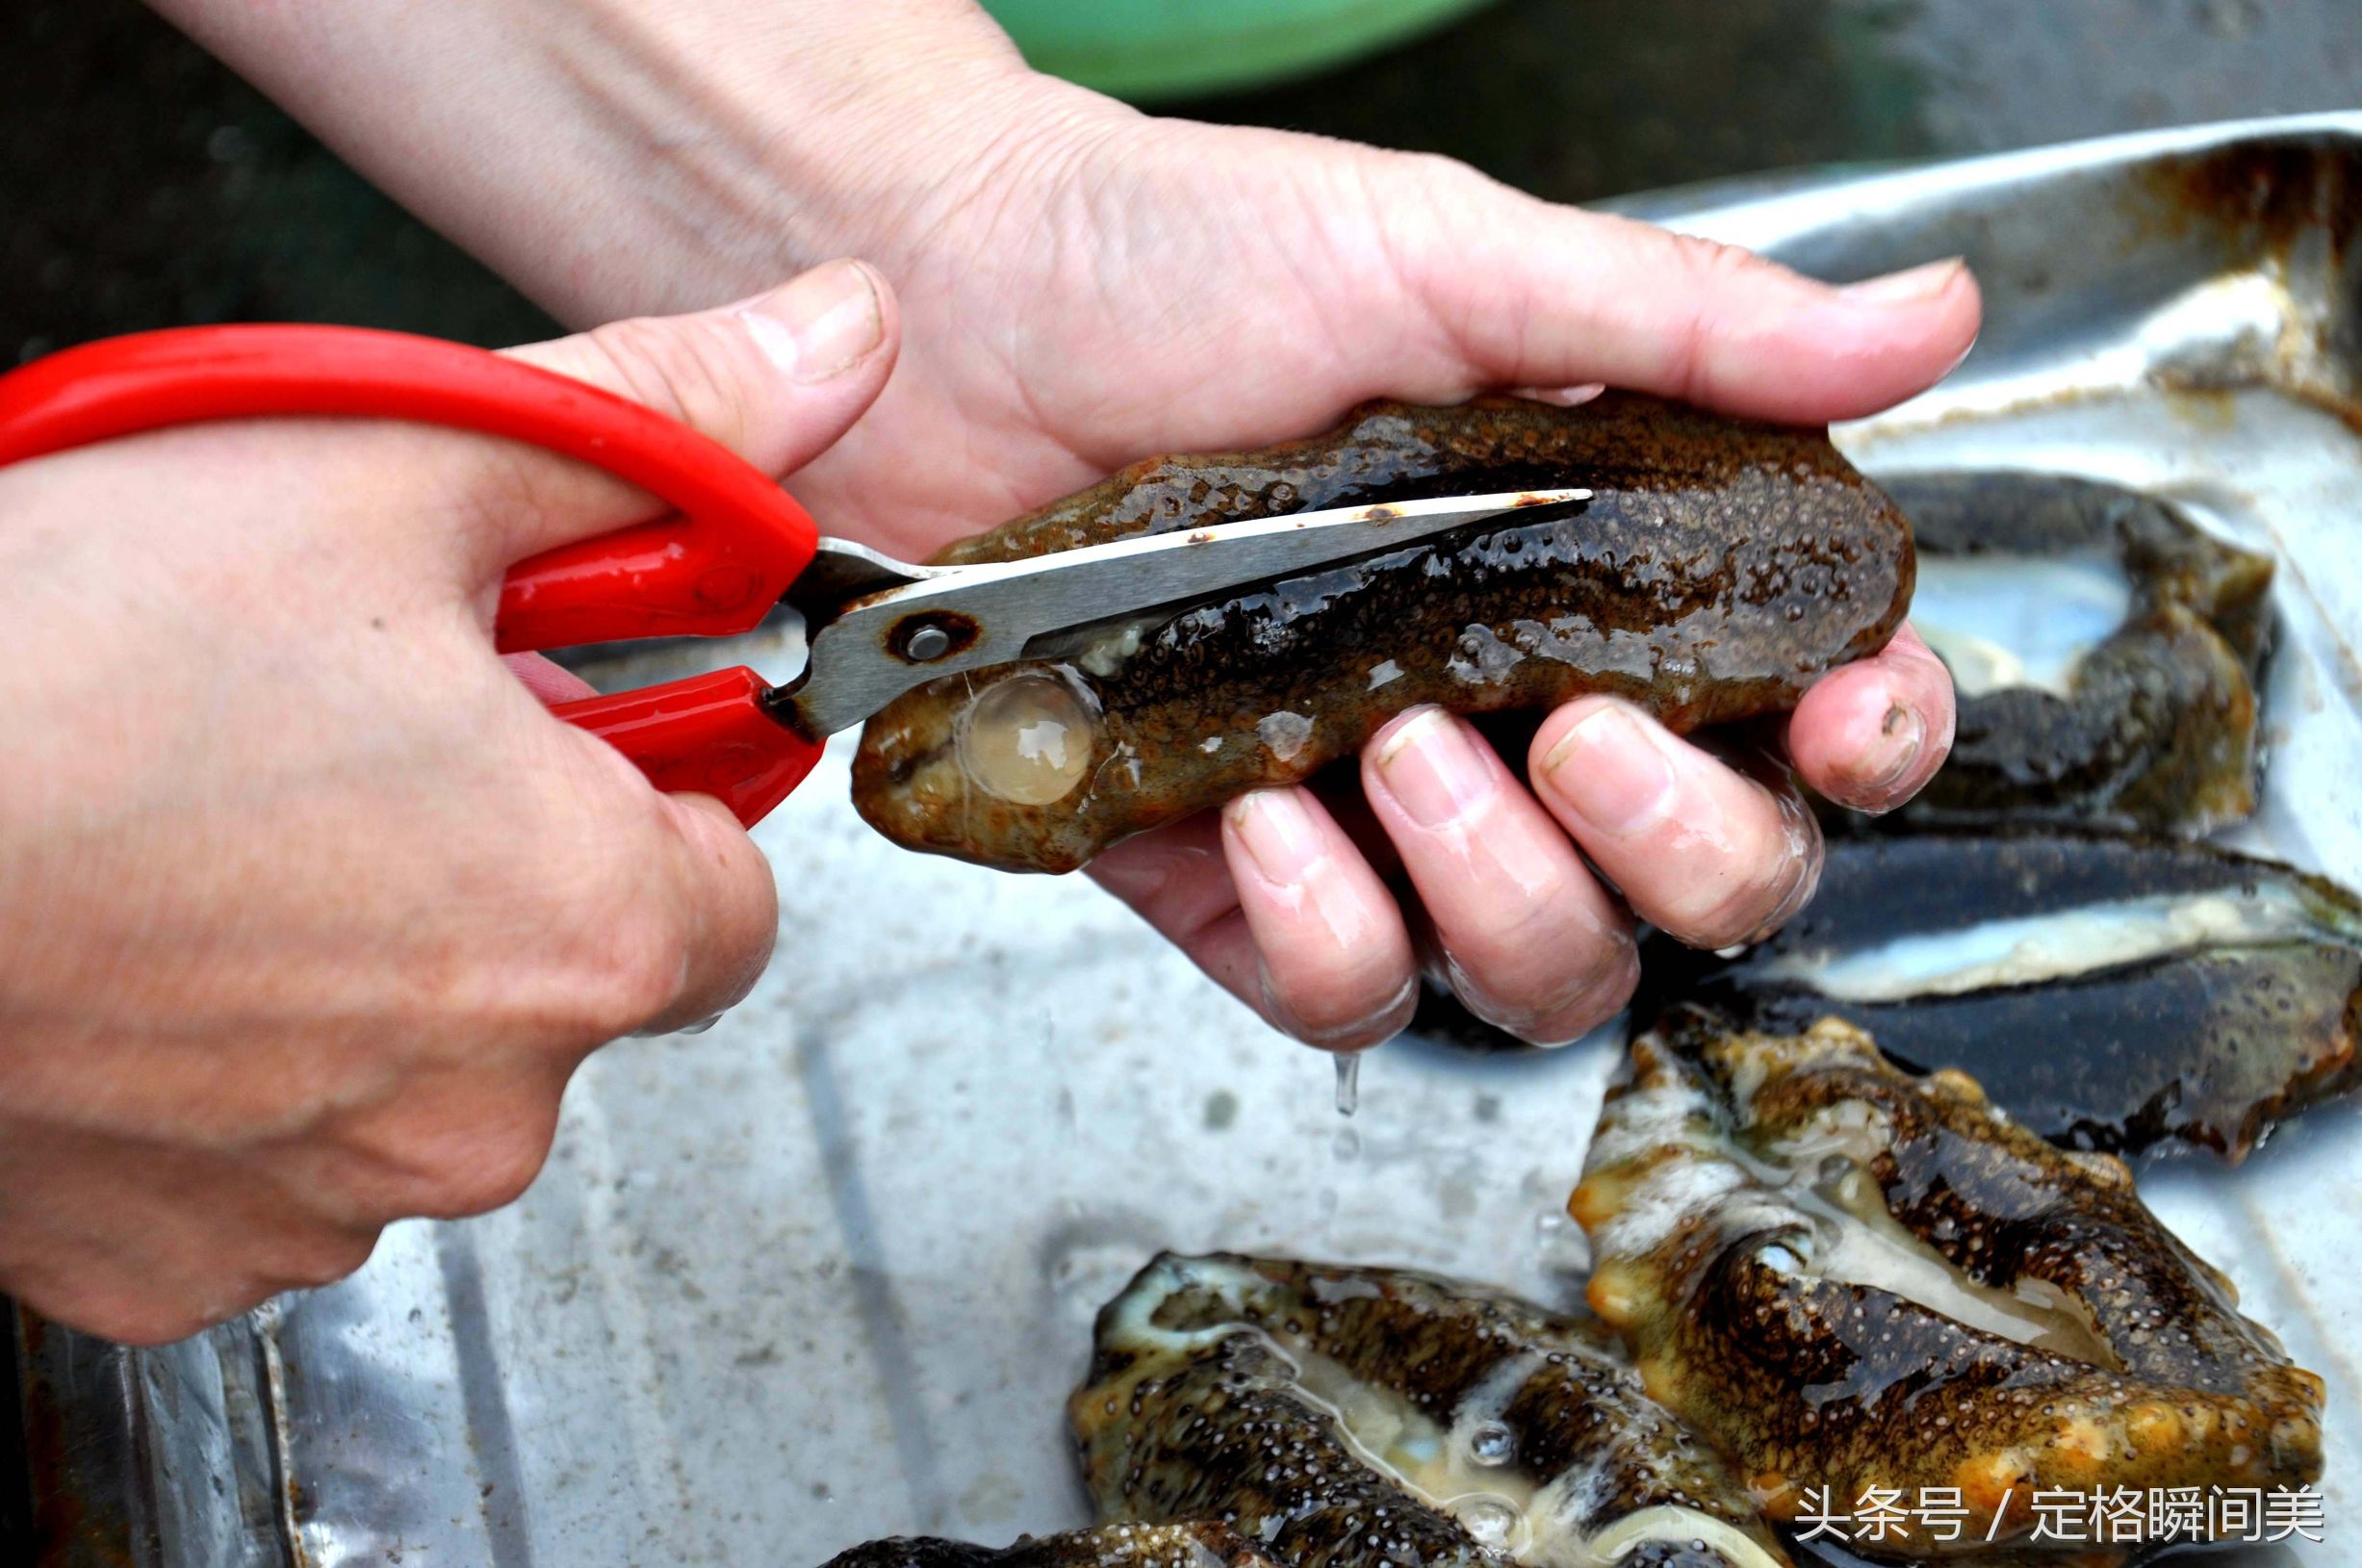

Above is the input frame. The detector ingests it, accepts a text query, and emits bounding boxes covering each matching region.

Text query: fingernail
[739,258,883,383]
[1861,702,1926,793]
[1942,330,1981,378]
[1225,788,1324,884]
[1510,383,1606,408]
[1374,707,1494,829]
[1540,704,1677,836]
[1839,257,1966,305]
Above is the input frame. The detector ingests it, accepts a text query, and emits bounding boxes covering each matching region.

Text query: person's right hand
[0,258,897,1345]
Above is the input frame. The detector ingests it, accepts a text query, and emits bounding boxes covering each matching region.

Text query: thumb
[457,257,898,568]
[466,265,892,1025]
[1381,159,1979,423]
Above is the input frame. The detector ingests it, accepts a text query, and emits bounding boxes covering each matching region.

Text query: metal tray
[18,114,2362,1567]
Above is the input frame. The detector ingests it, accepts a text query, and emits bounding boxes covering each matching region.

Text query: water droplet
[1332,1124,1362,1162]
[1449,1494,1523,1548]
[1467,1422,1516,1467]
[1334,1053,1361,1118]
[1536,1208,1592,1273]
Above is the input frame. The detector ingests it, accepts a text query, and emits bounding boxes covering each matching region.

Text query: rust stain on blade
[2138,139,2362,266]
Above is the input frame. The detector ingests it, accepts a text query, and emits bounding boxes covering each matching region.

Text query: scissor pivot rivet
[888,611,981,664]
[901,624,953,661]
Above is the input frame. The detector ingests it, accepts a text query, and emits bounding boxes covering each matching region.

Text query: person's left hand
[793,104,1968,1050]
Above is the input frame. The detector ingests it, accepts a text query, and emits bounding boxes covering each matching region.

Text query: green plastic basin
[981,0,1500,101]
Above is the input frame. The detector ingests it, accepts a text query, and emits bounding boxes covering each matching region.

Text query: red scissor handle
[0,324,825,825]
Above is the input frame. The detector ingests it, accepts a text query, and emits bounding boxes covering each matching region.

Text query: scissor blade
[782,488,1590,738]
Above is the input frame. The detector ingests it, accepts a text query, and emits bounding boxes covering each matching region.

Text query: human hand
[831,111,1970,1049]
[156,0,1971,1050]
[0,259,896,1343]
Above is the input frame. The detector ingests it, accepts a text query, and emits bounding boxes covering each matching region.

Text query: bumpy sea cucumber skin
[1631,829,2362,1160]
[1570,1009,2327,1560]
[1069,1252,1793,1568]
[852,394,1913,874]
[1882,471,2274,836]
[819,1522,1284,1568]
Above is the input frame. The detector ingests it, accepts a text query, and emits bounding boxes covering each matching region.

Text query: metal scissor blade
[780,488,1590,737]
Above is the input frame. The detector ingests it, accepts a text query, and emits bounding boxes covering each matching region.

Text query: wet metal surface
[19,116,2362,1567]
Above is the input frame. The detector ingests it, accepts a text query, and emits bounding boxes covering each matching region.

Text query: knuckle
[449,434,562,556]
[432,1128,553,1217]
[522,832,694,1041]
[69,1287,234,1348]
[1659,777,1822,950]
[1381,149,1514,301]
[390,1131,548,1220]
[1449,929,1636,1045]
[348,1106,559,1220]
[587,905,692,1036]
[704,835,781,965]
[1383,146,1488,196]
[276,1227,383,1291]
[1649,235,1754,401]
[1460,870,1580,950]
[1664,230,1765,288]
[107,1306,218,1348]
[583,314,750,447]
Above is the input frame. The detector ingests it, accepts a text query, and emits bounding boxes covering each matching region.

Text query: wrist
[680,45,1135,304]
[151,0,1134,325]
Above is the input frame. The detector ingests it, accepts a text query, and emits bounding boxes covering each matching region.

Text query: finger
[1786,624,1957,812]
[1089,800,1418,1050]
[627,788,782,1034]
[295,1059,574,1221]
[1528,698,1823,951]
[1385,160,1979,422]
[1362,707,1635,1044]
[5,1234,273,1348]
[1089,812,1374,1044]
[1219,788,1417,1049]
[1090,812,1271,1010]
[459,257,901,566]
[0,1127,381,1344]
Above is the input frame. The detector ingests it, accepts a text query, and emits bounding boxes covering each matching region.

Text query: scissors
[0,324,1585,827]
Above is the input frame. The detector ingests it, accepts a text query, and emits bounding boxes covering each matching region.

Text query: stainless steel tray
[19,114,2362,1567]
